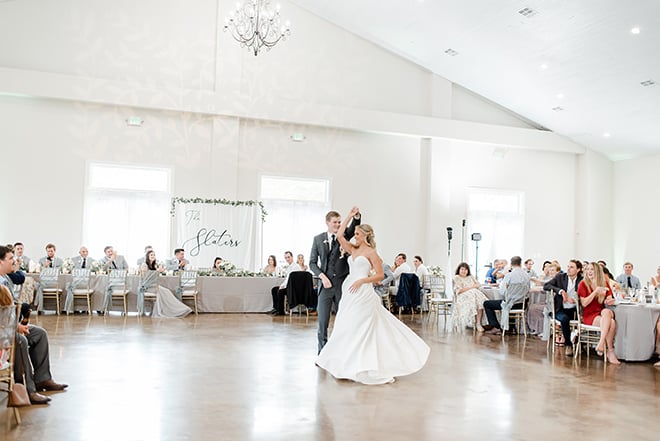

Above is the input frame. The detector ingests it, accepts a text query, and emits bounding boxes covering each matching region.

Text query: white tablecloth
[613,303,660,361]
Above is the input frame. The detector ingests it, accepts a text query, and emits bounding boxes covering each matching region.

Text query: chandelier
[224,0,292,56]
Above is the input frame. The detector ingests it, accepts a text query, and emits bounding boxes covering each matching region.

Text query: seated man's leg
[276,288,287,315]
[270,286,279,311]
[483,300,502,329]
[26,325,53,386]
[14,332,36,393]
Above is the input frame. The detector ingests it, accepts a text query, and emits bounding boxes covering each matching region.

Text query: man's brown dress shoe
[36,379,68,391]
[565,346,574,357]
[29,392,51,405]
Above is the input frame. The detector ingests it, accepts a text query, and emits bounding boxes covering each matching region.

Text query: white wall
[612,154,660,283]
[0,0,613,272]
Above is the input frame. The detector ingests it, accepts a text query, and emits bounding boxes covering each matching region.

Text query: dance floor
[2,313,659,440]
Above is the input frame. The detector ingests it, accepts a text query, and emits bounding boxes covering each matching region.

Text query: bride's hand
[348,206,360,218]
[349,279,364,293]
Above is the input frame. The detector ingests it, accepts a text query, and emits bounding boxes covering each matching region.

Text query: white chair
[65,269,94,315]
[575,303,606,362]
[38,268,63,315]
[138,271,160,315]
[501,283,530,337]
[427,275,451,327]
[104,269,129,315]
[179,270,199,315]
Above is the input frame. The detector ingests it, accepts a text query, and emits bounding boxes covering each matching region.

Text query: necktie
[113,261,117,269]
[627,276,632,288]
[82,258,86,268]
[331,234,336,249]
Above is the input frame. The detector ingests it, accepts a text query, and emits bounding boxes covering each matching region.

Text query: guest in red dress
[578,262,620,364]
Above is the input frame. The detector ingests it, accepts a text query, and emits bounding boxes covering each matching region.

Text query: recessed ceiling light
[444,48,459,56]
[552,106,563,112]
[518,7,538,18]
[603,132,611,138]
[556,93,564,99]
[540,63,548,70]
[640,79,656,87]
[631,27,641,34]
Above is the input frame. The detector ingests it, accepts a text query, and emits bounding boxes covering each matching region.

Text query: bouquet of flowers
[61,258,74,274]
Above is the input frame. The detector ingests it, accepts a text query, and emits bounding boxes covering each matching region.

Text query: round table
[613,303,660,361]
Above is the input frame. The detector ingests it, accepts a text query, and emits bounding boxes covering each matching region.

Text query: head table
[26,273,283,313]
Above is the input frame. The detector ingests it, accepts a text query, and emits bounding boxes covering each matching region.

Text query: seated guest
[373,262,394,305]
[651,266,660,288]
[296,254,309,272]
[524,259,538,278]
[602,265,621,291]
[483,256,530,335]
[451,262,488,333]
[270,251,301,315]
[413,255,429,288]
[136,245,153,266]
[166,248,189,271]
[484,259,506,284]
[72,246,94,269]
[544,259,583,356]
[38,243,63,269]
[139,250,191,317]
[578,262,620,364]
[615,262,641,291]
[13,242,31,272]
[0,246,68,405]
[100,246,129,270]
[211,257,224,274]
[388,253,414,296]
[262,255,277,275]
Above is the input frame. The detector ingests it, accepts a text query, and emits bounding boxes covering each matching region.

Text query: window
[83,162,172,266]
[260,175,330,268]
[466,188,525,281]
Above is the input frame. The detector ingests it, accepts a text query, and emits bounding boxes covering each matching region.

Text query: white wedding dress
[316,255,430,385]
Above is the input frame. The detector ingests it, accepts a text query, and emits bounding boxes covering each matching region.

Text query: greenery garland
[170,197,268,222]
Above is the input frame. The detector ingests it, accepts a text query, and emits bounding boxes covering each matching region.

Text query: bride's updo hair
[357,224,376,248]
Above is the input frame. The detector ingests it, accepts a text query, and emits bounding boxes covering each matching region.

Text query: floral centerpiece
[90,260,105,274]
[427,265,444,277]
[61,258,74,274]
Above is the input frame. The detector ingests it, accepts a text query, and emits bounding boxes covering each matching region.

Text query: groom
[310,208,361,354]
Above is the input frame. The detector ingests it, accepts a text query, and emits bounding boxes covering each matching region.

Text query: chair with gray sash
[138,270,160,315]
[500,282,530,337]
[64,269,94,315]
[103,269,129,315]
[178,270,199,315]
[35,268,63,315]
[1,304,22,425]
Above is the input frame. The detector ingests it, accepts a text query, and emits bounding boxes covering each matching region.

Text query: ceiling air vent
[640,79,656,87]
[444,48,459,56]
[518,7,538,17]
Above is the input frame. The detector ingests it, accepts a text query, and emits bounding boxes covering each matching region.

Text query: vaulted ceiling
[290,0,660,160]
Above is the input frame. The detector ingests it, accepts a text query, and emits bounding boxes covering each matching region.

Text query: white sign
[172,201,263,270]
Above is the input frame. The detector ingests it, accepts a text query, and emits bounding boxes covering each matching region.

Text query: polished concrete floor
[2,312,660,440]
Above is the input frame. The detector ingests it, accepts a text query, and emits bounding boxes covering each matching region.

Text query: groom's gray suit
[310,216,360,353]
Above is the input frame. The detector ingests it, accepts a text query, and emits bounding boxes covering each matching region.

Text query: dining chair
[0,304,22,425]
[37,268,63,315]
[138,270,160,315]
[501,283,530,337]
[179,270,199,315]
[104,269,129,315]
[286,271,314,317]
[574,302,606,362]
[426,275,451,328]
[64,269,94,315]
[396,273,421,317]
[546,291,579,354]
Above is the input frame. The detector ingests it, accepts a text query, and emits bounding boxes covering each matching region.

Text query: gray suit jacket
[39,256,63,269]
[166,258,190,271]
[101,255,129,270]
[72,255,95,269]
[309,217,360,285]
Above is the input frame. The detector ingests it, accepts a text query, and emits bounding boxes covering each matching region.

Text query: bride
[316,207,430,385]
[139,250,192,318]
